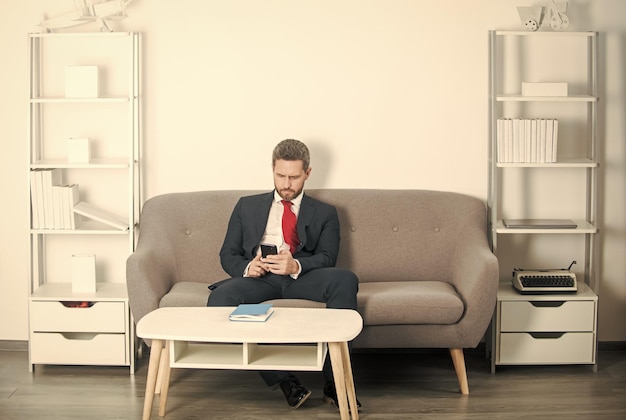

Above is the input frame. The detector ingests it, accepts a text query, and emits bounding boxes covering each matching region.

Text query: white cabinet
[488,31,599,370]
[29,283,130,367]
[492,283,597,370]
[27,32,140,373]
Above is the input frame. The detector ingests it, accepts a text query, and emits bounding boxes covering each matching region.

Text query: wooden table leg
[340,341,359,419]
[142,339,163,420]
[329,342,359,420]
[155,342,168,395]
[159,341,172,416]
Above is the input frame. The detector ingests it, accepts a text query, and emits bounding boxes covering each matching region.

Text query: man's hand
[262,250,299,276]
[247,255,268,278]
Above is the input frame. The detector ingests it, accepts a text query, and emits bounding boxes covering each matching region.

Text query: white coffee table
[137,307,363,420]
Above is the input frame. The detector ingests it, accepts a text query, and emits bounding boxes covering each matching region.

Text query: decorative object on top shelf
[516,6,544,31]
[38,0,134,33]
[516,1,569,31]
[548,0,569,30]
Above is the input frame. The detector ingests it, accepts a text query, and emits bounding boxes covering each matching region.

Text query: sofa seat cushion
[159,280,464,328]
[160,282,210,308]
[356,281,464,326]
[160,282,327,309]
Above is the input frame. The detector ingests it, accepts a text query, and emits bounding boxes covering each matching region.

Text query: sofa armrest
[448,234,499,347]
[126,241,176,326]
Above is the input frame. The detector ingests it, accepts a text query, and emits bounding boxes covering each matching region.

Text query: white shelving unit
[488,30,599,372]
[27,32,140,373]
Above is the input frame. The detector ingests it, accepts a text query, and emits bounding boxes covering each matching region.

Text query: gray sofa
[126,189,499,394]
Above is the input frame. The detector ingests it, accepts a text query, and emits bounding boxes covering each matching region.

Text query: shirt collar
[273,190,304,208]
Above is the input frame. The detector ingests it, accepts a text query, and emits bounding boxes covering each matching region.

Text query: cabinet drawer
[499,332,595,364]
[500,300,595,332]
[30,332,127,365]
[30,301,126,333]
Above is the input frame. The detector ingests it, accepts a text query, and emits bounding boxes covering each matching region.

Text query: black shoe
[279,376,311,409]
[323,381,362,412]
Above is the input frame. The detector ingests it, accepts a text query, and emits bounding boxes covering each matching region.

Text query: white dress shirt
[244,191,303,278]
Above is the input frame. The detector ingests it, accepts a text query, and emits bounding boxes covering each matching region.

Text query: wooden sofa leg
[449,348,470,395]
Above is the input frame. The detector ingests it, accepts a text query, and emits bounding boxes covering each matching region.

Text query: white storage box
[67,138,91,163]
[522,82,568,97]
[65,66,99,98]
[71,254,97,293]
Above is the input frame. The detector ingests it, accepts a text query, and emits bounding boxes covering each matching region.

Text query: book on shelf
[496,118,559,163]
[552,119,559,161]
[537,119,543,162]
[530,119,538,163]
[30,168,64,229]
[29,169,43,229]
[66,184,80,229]
[73,201,129,231]
[228,303,274,322]
[522,119,533,162]
[41,168,62,229]
[52,185,65,229]
[30,171,83,230]
[29,174,129,231]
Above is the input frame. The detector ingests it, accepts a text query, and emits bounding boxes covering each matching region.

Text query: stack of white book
[30,169,80,229]
[496,118,559,163]
[30,169,128,231]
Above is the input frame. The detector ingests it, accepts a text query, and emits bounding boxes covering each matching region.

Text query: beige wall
[1,0,624,341]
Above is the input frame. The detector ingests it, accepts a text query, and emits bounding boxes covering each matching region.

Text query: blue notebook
[229,304,274,322]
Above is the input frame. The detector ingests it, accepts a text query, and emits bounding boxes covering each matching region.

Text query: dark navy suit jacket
[219,191,340,278]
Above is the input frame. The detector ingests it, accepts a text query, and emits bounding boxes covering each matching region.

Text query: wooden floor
[1,346,625,419]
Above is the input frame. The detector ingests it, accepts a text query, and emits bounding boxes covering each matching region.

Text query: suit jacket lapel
[254,192,274,242]
[297,193,315,250]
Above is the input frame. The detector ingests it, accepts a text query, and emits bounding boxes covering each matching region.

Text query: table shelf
[170,341,326,371]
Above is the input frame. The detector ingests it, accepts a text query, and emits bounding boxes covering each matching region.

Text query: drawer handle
[528,332,566,339]
[60,301,95,308]
[61,332,98,341]
[530,301,565,308]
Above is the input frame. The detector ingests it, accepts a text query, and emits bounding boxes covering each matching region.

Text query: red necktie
[281,200,299,254]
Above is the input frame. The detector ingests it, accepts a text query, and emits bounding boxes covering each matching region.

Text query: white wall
[1,0,624,342]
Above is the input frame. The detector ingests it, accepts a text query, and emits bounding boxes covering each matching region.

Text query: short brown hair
[272,139,310,171]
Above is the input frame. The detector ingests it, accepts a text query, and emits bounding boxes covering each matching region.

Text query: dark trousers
[207,267,359,386]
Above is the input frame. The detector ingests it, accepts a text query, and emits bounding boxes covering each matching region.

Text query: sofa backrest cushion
[307,189,487,283]
[137,189,487,285]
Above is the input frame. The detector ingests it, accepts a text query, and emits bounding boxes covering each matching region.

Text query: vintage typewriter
[512,261,578,294]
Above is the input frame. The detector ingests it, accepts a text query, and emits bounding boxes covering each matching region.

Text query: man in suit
[208,139,359,410]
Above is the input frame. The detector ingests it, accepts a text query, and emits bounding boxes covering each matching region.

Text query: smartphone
[260,243,278,258]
